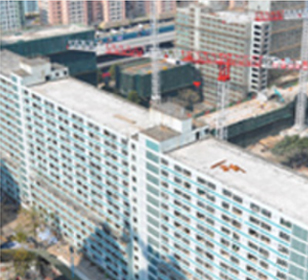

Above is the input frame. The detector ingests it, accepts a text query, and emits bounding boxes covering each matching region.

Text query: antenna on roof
[150,0,161,104]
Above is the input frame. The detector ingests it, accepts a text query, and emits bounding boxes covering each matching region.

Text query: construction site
[67,0,308,171]
[114,57,197,99]
[1,1,308,280]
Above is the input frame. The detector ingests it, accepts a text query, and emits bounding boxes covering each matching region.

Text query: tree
[14,226,27,243]
[19,206,42,244]
[97,70,103,84]
[12,249,36,277]
[272,135,308,168]
[127,90,140,104]
[109,64,118,81]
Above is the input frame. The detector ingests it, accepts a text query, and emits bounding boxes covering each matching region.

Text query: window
[233,195,242,204]
[279,232,290,242]
[250,203,260,212]
[223,189,232,197]
[280,218,292,229]
[146,140,159,152]
[261,209,271,218]
[146,151,159,163]
[174,165,182,172]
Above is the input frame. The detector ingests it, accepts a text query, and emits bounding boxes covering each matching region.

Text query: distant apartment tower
[23,0,38,15]
[0,0,25,33]
[102,0,126,24]
[39,0,88,26]
[248,0,304,82]
[126,0,176,20]
[126,1,147,19]
[145,0,176,18]
[86,1,104,25]
[176,2,270,105]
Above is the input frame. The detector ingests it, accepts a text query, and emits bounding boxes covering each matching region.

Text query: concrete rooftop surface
[0,50,25,77]
[169,137,308,226]
[31,77,154,136]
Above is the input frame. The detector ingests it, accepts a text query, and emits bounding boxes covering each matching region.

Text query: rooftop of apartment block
[31,77,154,136]
[1,25,93,44]
[169,137,308,225]
[142,125,180,141]
[0,50,49,78]
[1,50,25,77]
[0,50,55,78]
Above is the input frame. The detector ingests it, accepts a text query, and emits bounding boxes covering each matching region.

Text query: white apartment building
[1,49,308,280]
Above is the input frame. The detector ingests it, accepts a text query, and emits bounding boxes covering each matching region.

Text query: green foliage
[127,90,140,104]
[272,136,308,156]
[19,206,42,240]
[178,89,200,103]
[272,135,308,168]
[1,249,36,277]
[13,249,36,277]
[14,227,27,243]
[109,64,118,80]
[97,70,103,84]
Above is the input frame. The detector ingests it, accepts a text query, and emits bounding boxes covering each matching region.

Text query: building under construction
[114,57,198,99]
[175,0,305,106]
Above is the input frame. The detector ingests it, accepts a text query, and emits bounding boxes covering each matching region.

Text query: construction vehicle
[273,88,285,103]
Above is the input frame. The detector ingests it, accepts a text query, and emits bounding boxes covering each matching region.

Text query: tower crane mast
[255,3,308,131]
[67,5,308,139]
[150,0,160,104]
[295,0,308,130]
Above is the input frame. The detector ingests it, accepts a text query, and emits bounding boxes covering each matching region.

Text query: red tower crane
[67,6,308,139]
[103,44,307,139]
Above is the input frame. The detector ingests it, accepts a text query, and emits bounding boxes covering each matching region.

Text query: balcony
[33,170,104,226]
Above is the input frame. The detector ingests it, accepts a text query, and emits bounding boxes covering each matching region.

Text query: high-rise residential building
[125,0,176,20]
[1,49,308,280]
[23,0,38,15]
[86,1,104,25]
[126,1,147,19]
[176,2,270,105]
[145,0,177,18]
[0,0,25,33]
[39,0,88,26]
[101,0,126,25]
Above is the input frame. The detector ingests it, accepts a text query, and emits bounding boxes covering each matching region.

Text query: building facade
[1,50,308,280]
[126,1,147,19]
[175,0,304,105]
[23,0,39,15]
[176,3,270,105]
[86,1,104,26]
[0,0,25,33]
[248,0,304,82]
[101,0,126,25]
[39,0,88,26]
[125,0,176,20]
